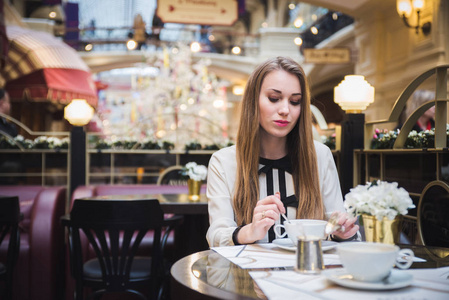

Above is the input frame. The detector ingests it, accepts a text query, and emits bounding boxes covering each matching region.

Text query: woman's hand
[237,193,285,244]
[328,211,359,240]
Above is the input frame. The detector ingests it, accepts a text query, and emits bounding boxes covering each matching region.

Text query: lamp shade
[397,0,412,18]
[334,75,375,113]
[64,99,94,126]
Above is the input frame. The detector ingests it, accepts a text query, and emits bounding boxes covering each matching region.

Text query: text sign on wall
[156,0,238,26]
[303,48,351,64]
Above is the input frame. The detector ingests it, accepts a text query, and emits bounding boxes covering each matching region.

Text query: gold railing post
[434,66,448,148]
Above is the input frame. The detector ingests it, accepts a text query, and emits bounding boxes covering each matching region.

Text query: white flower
[344,180,415,220]
[182,162,207,181]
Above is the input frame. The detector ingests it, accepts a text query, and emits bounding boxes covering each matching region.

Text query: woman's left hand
[328,211,359,240]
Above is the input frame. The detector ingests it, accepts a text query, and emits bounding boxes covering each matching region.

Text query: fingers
[251,210,276,237]
[248,193,286,242]
[247,217,276,243]
[330,211,360,239]
[332,212,357,228]
[255,208,275,225]
[257,194,285,214]
[333,223,359,240]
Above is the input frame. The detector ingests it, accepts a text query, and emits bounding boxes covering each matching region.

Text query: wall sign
[156,0,238,26]
[303,48,351,64]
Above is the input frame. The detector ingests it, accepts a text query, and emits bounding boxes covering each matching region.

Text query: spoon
[275,192,290,224]
[280,213,307,239]
[281,213,291,224]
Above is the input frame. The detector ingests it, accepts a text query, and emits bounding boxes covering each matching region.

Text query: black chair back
[418,181,449,247]
[0,196,21,300]
[64,198,164,300]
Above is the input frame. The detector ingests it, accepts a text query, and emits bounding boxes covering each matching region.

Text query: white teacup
[337,242,414,282]
[273,219,327,244]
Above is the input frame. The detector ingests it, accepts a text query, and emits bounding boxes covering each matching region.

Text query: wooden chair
[417,180,449,247]
[63,198,173,300]
[157,166,186,186]
[0,196,21,300]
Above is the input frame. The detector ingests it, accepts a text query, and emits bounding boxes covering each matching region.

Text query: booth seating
[0,186,66,300]
[66,184,205,300]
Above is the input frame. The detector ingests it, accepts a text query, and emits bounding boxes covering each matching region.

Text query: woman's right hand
[237,193,285,244]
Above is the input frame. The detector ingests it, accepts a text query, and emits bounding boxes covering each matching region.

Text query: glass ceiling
[72,0,341,50]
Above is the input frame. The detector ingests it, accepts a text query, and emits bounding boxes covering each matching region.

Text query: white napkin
[211,244,342,269]
[408,266,449,285]
[250,269,449,300]
[211,244,295,268]
[249,270,325,300]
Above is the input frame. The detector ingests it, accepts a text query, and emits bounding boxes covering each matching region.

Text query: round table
[170,245,449,299]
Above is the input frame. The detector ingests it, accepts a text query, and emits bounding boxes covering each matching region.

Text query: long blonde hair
[234,56,324,225]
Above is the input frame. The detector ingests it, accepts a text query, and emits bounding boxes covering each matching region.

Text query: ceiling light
[232,85,244,96]
[231,46,241,55]
[190,42,201,52]
[126,39,137,50]
[294,18,303,28]
[294,37,303,46]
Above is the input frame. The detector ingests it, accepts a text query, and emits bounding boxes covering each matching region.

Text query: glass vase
[187,179,202,201]
[362,215,402,244]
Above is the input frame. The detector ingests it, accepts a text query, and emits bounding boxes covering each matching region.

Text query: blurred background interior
[0,1,449,300]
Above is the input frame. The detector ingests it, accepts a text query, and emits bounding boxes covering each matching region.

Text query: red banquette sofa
[0,185,66,300]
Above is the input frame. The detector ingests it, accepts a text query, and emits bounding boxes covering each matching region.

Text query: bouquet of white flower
[344,180,415,220]
[181,162,207,181]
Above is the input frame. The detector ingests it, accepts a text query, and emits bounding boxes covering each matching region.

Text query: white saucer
[272,239,337,252]
[322,268,413,290]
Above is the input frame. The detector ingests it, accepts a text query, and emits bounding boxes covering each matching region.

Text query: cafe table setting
[211,242,341,269]
[211,240,449,300]
[210,214,449,300]
[173,182,449,299]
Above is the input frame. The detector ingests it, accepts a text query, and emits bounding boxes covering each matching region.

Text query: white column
[258,27,302,61]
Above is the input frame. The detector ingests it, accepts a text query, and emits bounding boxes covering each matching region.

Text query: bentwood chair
[0,196,21,300]
[63,198,171,300]
[156,165,186,186]
[417,181,449,248]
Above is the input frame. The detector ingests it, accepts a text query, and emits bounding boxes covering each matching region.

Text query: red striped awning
[3,25,97,106]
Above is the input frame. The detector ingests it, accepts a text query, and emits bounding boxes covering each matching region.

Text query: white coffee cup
[337,242,414,282]
[273,219,327,244]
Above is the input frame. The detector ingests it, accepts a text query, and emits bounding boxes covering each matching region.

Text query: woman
[206,57,358,247]
[397,89,435,132]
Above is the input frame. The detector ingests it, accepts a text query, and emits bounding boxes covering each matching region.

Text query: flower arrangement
[91,138,234,151]
[344,180,415,220]
[0,135,235,151]
[0,135,69,150]
[371,125,449,149]
[180,162,207,181]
